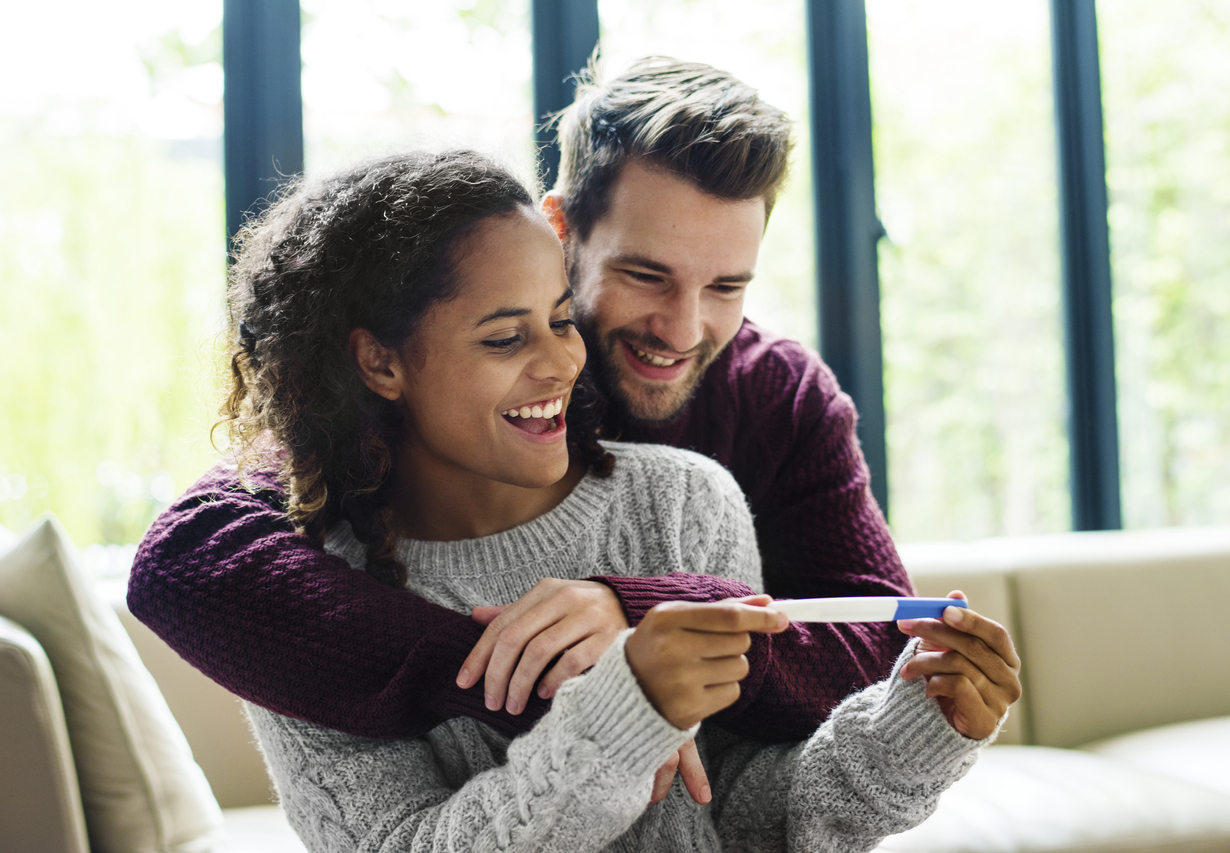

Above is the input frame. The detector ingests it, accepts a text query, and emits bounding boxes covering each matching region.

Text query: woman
[221,150,1019,852]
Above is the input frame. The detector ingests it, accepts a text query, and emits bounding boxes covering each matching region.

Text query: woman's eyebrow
[474,288,573,328]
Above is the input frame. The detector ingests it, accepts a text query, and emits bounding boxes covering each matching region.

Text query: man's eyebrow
[610,253,673,275]
[475,288,573,327]
[612,253,753,284]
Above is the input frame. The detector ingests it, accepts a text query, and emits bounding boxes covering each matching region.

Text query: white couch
[3,521,1229,852]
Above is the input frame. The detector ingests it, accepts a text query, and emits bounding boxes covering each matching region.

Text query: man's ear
[349,328,403,401]
[540,192,569,243]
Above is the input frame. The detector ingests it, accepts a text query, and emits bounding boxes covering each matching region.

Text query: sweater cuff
[551,629,696,781]
[589,573,756,626]
[836,638,1004,781]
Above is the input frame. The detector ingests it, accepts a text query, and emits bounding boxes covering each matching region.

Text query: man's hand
[624,595,789,730]
[458,578,630,715]
[896,590,1023,740]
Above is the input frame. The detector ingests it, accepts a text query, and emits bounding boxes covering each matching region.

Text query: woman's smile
[501,396,567,439]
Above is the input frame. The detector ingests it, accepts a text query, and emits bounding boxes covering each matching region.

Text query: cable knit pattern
[128,319,913,741]
[248,443,996,852]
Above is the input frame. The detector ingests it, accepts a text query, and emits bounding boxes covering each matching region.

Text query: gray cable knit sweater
[246,442,993,852]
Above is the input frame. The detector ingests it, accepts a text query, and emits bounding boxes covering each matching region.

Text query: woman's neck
[388,450,588,542]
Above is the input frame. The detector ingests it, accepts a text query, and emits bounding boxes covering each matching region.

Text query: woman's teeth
[632,346,680,368]
[502,398,563,419]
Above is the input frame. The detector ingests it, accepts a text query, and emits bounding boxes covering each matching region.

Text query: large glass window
[598,0,817,347]
[0,1,226,568]
[1100,0,1230,527]
[868,1,1070,540]
[301,0,535,181]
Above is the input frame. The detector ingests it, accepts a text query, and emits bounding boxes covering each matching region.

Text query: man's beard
[577,315,719,428]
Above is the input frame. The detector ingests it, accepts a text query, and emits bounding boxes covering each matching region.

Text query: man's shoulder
[710,319,841,407]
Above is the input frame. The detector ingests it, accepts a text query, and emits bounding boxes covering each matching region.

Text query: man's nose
[648,289,704,355]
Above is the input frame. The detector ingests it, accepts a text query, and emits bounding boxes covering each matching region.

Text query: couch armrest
[0,615,90,853]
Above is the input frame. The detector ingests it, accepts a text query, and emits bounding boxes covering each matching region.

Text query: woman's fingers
[924,673,1002,740]
[675,739,711,804]
[897,594,1023,738]
[649,749,680,805]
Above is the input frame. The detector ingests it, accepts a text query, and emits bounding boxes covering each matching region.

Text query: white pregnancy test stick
[769,596,968,623]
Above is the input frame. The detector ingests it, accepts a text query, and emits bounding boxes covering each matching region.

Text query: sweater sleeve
[701,640,999,853]
[246,630,692,853]
[127,463,556,739]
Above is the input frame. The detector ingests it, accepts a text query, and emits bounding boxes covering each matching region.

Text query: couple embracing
[130,57,1020,852]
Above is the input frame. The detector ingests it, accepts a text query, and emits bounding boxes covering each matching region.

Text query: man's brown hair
[554,56,794,240]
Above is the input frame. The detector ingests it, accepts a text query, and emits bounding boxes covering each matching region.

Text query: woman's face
[395,206,586,490]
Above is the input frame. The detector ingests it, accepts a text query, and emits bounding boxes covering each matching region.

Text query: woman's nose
[529,328,584,382]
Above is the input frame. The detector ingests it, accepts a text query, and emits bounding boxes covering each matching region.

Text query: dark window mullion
[1050,0,1122,530]
[531,0,600,192]
[805,0,889,516]
[222,0,304,253]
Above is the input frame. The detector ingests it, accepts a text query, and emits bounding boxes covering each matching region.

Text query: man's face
[567,161,766,424]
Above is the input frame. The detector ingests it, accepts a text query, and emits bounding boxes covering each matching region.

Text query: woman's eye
[550,318,576,334]
[482,336,521,350]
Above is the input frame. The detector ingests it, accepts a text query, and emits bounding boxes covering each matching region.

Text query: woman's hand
[896,590,1022,740]
[458,578,629,715]
[625,595,789,731]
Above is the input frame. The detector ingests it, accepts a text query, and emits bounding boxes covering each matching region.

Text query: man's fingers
[482,604,569,711]
[469,605,506,626]
[538,634,609,699]
[458,594,548,689]
[676,739,711,805]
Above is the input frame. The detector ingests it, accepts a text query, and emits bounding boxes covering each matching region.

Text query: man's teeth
[503,398,563,419]
[632,346,680,367]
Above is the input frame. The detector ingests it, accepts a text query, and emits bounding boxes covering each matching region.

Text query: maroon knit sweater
[128,320,912,742]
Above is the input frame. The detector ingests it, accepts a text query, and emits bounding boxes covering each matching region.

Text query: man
[129,57,912,756]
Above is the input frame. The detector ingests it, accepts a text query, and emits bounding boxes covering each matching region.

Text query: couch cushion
[1082,716,1230,798]
[0,615,90,853]
[874,745,1230,853]
[1008,527,1230,748]
[0,516,224,853]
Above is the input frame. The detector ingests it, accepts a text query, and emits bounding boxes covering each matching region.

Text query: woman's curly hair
[217,151,614,587]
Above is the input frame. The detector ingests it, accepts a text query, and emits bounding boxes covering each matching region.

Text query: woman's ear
[540,192,569,243]
[349,328,403,401]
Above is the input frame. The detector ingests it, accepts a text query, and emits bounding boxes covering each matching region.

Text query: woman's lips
[620,339,691,381]
[500,397,567,441]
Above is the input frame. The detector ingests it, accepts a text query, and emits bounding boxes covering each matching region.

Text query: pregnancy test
[769,596,968,623]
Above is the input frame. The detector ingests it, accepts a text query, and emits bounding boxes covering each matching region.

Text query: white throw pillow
[0,515,224,853]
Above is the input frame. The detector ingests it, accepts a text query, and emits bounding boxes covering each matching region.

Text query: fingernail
[457,668,472,688]
[945,606,965,625]
[485,693,499,711]
[700,785,712,803]
[506,698,523,715]
[538,683,551,699]
[897,619,917,632]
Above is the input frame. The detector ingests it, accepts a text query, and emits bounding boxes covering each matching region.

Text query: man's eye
[625,270,662,283]
[711,285,745,296]
[482,336,521,350]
